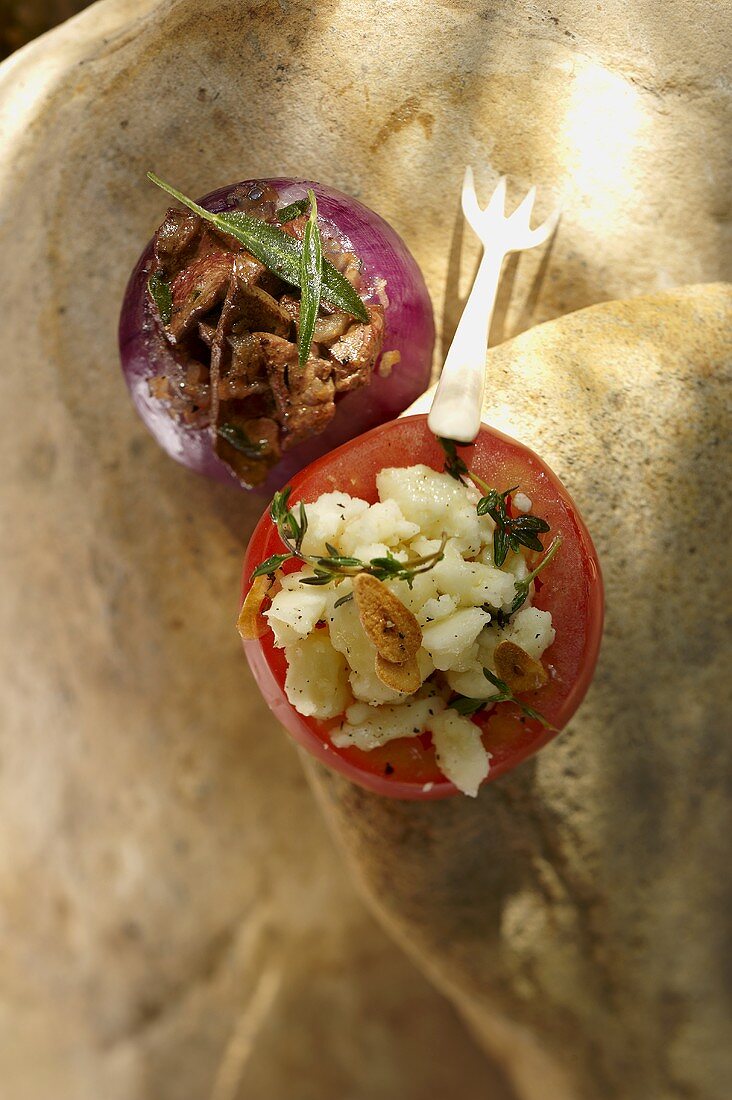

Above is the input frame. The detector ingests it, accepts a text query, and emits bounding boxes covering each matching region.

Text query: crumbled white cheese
[432,540,516,610]
[514,492,533,513]
[421,607,491,671]
[284,633,349,719]
[417,593,459,626]
[503,606,555,660]
[265,588,330,647]
[429,709,492,797]
[339,499,419,555]
[296,492,369,557]
[376,465,485,553]
[332,690,446,751]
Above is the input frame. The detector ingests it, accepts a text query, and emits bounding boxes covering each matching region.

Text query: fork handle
[428,246,506,443]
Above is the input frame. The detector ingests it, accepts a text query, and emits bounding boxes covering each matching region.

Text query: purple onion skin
[118,179,435,495]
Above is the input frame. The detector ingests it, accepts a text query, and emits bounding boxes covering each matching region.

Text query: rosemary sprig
[147,173,369,323]
[147,270,172,323]
[251,487,447,585]
[438,437,551,567]
[298,189,322,368]
[276,197,310,223]
[450,668,556,730]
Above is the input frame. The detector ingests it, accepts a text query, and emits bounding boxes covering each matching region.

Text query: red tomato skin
[242,415,604,800]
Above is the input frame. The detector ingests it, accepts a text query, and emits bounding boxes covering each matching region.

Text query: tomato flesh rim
[241,415,604,800]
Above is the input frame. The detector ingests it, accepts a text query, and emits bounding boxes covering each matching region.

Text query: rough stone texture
[1,0,730,1096]
[309,285,732,1100]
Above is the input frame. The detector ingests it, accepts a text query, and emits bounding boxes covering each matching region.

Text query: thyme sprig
[510,534,563,615]
[450,668,556,730]
[251,487,448,587]
[438,437,551,567]
[478,487,550,565]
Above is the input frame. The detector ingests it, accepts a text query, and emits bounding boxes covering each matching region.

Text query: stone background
[0,1,729,1098]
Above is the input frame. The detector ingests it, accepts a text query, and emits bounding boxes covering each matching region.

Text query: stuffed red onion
[119,178,435,492]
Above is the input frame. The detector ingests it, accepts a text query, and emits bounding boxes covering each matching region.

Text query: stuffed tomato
[119,177,435,493]
[240,415,603,800]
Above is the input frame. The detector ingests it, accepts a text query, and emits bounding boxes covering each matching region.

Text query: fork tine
[461,166,482,229]
[485,175,508,217]
[511,185,537,225]
[528,202,562,247]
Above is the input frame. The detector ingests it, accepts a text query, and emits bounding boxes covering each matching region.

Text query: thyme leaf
[147,173,369,322]
[298,189,323,368]
[295,500,308,554]
[147,270,172,324]
[482,668,513,697]
[450,696,487,717]
[251,553,293,579]
[493,526,510,569]
[270,486,293,524]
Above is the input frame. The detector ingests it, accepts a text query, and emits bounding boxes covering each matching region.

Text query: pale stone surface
[1,0,730,1096]
[309,284,732,1100]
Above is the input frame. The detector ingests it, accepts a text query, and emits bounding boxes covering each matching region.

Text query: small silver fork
[428,169,561,443]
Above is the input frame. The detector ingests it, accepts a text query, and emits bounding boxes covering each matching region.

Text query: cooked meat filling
[147,184,386,486]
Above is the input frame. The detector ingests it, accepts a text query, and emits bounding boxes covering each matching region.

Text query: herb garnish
[438,436,552,568]
[147,173,369,323]
[440,437,471,483]
[216,422,266,458]
[251,487,447,588]
[298,190,322,368]
[451,668,556,729]
[276,197,310,223]
[509,534,562,615]
[147,270,172,324]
